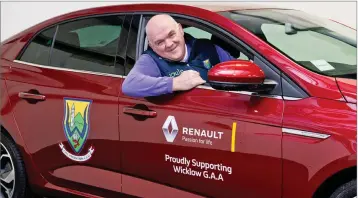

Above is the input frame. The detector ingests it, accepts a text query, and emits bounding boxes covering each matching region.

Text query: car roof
[62,2,281,18]
[180,3,280,12]
[1,3,283,44]
[51,3,284,27]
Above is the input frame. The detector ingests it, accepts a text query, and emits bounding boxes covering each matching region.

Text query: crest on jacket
[203,59,212,69]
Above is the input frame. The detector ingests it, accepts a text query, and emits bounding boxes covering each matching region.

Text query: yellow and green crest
[203,59,212,69]
[63,98,92,154]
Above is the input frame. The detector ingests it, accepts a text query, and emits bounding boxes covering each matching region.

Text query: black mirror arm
[209,79,278,93]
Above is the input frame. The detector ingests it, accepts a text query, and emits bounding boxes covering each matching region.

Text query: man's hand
[172,70,206,91]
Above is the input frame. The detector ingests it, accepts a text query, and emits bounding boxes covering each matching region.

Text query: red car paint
[0,3,356,198]
[336,78,357,104]
[208,60,265,83]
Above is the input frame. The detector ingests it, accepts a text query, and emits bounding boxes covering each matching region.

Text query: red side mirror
[208,60,265,84]
[208,60,276,93]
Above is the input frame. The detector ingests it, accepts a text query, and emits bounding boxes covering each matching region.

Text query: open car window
[182,25,250,61]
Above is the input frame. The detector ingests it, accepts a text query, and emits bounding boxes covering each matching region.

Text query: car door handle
[18,92,46,101]
[123,107,157,118]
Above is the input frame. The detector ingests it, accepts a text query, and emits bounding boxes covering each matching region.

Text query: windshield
[219,9,357,79]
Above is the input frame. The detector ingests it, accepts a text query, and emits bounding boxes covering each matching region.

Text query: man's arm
[122,54,205,98]
[122,54,173,98]
[215,45,236,62]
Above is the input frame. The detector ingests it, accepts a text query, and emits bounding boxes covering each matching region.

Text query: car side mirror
[208,60,277,93]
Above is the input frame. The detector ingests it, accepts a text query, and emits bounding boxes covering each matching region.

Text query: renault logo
[162,116,178,142]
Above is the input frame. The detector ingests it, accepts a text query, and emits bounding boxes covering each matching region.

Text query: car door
[6,14,127,196]
[119,14,284,198]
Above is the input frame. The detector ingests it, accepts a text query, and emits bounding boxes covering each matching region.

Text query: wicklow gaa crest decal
[59,98,94,162]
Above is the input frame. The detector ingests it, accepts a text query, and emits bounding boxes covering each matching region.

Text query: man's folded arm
[122,54,173,98]
[215,45,236,62]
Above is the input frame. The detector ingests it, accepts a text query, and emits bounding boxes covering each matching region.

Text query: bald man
[122,14,234,98]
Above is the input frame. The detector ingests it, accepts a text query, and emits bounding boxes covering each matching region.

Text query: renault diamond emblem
[162,116,178,142]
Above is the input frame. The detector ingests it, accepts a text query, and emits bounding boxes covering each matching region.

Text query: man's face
[148,23,186,61]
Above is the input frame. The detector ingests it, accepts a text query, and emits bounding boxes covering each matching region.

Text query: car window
[50,15,125,75]
[184,27,211,39]
[221,9,357,79]
[183,26,249,61]
[19,27,56,65]
[261,23,356,74]
[74,25,122,48]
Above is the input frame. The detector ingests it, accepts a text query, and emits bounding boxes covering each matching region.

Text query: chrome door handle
[18,92,46,101]
[123,107,157,118]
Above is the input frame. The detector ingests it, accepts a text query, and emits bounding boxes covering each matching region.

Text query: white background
[1,1,357,42]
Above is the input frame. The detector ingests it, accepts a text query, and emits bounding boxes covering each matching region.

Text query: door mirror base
[209,79,277,93]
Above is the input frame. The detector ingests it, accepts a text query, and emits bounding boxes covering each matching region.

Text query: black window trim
[115,14,133,76]
[48,25,59,66]
[123,14,142,75]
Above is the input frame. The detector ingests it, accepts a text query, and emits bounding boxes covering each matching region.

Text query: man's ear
[147,36,153,48]
[178,23,184,35]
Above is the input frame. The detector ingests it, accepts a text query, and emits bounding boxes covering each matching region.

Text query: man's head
[146,14,186,61]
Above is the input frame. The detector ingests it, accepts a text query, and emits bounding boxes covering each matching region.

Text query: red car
[0,3,356,198]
